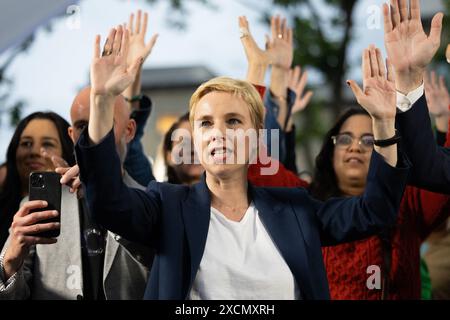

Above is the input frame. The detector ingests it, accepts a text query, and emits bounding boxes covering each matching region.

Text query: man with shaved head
[69,86,136,165]
[0,10,157,300]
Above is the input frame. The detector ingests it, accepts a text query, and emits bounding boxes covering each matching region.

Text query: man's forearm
[123,69,142,111]
[88,93,115,145]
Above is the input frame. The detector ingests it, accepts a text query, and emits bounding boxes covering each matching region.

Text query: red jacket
[247,145,450,300]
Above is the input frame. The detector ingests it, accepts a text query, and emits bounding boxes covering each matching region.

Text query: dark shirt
[124,95,155,186]
[78,198,106,300]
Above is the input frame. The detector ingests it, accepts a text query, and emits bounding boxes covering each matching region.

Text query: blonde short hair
[189,77,265,130]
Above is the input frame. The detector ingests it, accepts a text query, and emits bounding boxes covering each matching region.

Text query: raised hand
[239,15,293,85]
[57,165,81,195]
[288,66,313,115]
[424,71,450,117]
[90,26,143,97]
[383,0,443,93]
[239,16,266,65]
[125,10,158,69]
[347,46,396,121]
[348,46,397,166]
[267,15,293,70]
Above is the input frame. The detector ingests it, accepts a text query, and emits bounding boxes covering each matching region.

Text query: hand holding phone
[28,172,62,238]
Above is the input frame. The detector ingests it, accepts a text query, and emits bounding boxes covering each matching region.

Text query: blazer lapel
[181,174,211,294]
[250,185,314,299]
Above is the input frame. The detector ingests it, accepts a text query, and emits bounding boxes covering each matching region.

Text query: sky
[0,0,443,161]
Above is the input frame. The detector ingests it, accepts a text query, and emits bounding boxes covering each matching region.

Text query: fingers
[93,35,100,59]
[112,25,123,56]
[302,90,314,105]
[15,201,48,218]
[296,70,308,97]
[383,3,393,33]
[389,0,401,28]
[142,12,148,39]
[293,90,314,114]
[369,47,379,78]
[410,0,421,20]
[287,28,293,46]
[19,222,60,236]
[70,177,82,194]
[429,13,443,48]
[103,28,116,56]
[19,210,58,227]
[398,0,408,22]
[362,49,371,80]
[129,12,135,35]
[17,235,58,246]
[281,17,287,39]
[271,16,279,40]
[375,47,386,78]
[55,166,70,175]
[144,34,159,57]
[347,80,364,103]
[120,28,129,58]
[41,148,68,168]
[290,66,301,89]
[239,15,249,29]
[136,9,142,34]
[239,16,257,51]
[386,58,395,82]
[60,165,80,185]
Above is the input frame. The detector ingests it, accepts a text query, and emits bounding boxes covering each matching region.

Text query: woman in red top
[306,104,450,299]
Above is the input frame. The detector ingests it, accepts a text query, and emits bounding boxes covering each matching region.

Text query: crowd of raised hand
[1,0,450,300]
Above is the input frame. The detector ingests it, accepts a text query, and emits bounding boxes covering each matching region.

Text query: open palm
[91,26,142,96]
[126,10,158,69]
[348,47,396,120]
[383,0,443,74]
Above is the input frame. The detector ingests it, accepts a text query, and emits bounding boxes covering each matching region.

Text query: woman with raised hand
[303,45,450,299]
[72,24,409,300]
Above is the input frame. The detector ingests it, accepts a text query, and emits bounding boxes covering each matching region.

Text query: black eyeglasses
[331,133,374,151]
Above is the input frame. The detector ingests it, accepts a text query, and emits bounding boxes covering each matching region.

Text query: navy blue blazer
[396,94,450,193]
[75,130,409,300]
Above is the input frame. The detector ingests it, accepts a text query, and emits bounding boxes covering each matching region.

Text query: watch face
[83,228,105,256]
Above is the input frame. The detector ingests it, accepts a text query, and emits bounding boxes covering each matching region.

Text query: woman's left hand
[347,45,396,121]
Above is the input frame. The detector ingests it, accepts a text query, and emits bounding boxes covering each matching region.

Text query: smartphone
[28,171,62,238]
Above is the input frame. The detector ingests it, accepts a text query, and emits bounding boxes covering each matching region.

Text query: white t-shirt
[188,202,300,300]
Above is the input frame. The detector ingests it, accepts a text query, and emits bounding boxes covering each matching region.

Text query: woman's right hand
[2,201,59,279]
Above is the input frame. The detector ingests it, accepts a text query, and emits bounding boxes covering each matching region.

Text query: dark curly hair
[0,112,75,248]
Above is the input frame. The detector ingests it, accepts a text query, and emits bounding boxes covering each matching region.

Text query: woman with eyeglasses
[307,103,450,299]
